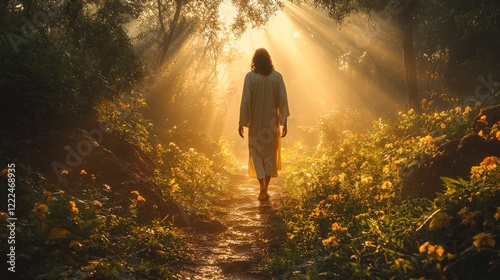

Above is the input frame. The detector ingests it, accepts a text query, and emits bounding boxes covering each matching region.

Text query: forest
[1,0,499,279]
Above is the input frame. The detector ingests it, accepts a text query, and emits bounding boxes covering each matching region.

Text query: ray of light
[215,2,407,163]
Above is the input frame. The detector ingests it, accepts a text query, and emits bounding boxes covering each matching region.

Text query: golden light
[214,2,406,164]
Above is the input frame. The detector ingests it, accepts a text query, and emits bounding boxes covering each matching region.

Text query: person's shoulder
[271,70,283,77]
[245,71,257,78]
[270,70,284,80]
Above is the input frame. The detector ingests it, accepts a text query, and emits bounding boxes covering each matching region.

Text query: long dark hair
[251,48,275,76]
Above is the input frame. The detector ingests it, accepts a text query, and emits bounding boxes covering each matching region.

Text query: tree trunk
[158,0,183,66]
[399,0,419,111]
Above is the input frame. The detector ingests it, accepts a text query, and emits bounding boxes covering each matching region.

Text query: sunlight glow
[216,2,406,163]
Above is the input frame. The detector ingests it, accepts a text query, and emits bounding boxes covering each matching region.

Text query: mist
[216,2,406,164]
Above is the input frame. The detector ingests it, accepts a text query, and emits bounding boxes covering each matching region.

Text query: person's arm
[238,125,244,138]
[278,74,290,138]
[281,121,287,138]
[239,74,251,138]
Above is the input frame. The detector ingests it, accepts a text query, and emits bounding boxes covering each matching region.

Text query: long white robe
[239,70,290,178]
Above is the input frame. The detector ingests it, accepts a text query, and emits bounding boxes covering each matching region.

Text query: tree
[309,0,420,110]
[414,0,500,96]
[0,0,143,135]
[136,0,284,132]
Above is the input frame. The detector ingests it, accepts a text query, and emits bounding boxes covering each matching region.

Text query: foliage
[0,171,187,279]
[0,0,143,136]
[230,0,284,35]
[415,0,500,93]
[97,92,234,216]
[299,0,500,109]
[151,136,232,216]
[414,156,500,279]
[269,104,499,279]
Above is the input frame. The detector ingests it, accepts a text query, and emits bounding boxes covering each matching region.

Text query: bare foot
[258,189,268,201]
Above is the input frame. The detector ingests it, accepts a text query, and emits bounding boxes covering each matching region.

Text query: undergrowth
[0,95,235,279]
[270,103,500,279]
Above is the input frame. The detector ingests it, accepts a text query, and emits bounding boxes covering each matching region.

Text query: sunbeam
[217,2,407,163]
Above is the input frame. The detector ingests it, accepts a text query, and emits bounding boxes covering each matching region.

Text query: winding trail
[177,172,286,279]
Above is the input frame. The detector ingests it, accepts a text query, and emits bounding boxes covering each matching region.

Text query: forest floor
[177,171,287,279]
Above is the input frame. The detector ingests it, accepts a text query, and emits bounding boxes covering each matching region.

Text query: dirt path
[177,173,286,279]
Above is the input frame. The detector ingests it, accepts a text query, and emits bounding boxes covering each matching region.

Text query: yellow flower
[470,165,484,179]
[33,204,49,217]
[478,130,484,137]
[427,244,436,254]
[440,123,446,129]
[419,242,429,253]
[361,175,373,184]
[382,165,390,174]
[394,258,404,267]
[130,190,140,196]
[494,207,500,221]
[381,181,392,190]
[61,170,69,176]
[436,245,445,258]
[137,195,146,202]
[480,156,498,170]
[312,206,326,217]
[80,170,87,175]
[338,173,346,183]
[322,235,340,247]
[329,175,339,184]
[331,222,347,232]
[473,232,496,250]
[330,194,341,201]
[340,162,347,168]
[364,241,375,247]
[465,106,472,113]
[93,200,102,207]
[420,135,434,147]
[69,201,79,214]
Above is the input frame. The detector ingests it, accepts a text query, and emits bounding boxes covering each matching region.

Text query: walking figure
[238,48,290,201]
